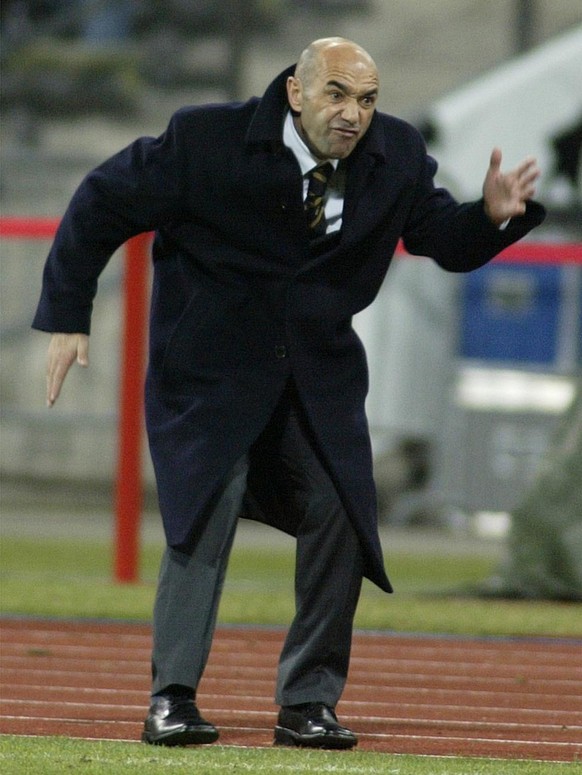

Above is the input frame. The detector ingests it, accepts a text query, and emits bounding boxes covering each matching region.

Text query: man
[33,38,545,749]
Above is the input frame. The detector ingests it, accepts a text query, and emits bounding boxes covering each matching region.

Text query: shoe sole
[142,728,219,746]
[273,725,357,750]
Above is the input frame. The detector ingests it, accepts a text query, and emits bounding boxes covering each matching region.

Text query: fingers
[46,356,69,407]
[506,156,540,210]
[490,149,540,186]
[76,334,90,367]
[516,156,541,196]
[484,148,540,225]
[504,149,541,189]
[489,147,502,172]
[512,154,539,183]
[46,333,89,407]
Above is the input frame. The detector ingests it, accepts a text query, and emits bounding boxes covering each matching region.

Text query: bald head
[295,38,378,91]
[287,38,379,160]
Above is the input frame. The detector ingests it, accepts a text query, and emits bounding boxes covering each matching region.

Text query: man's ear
[286,76,302,112]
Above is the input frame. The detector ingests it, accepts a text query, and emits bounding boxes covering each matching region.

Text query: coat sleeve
[401,140,546,272]
[32,110,191,334]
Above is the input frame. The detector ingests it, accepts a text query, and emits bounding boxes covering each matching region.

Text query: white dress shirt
[282,110,508,234]
[283,111,344,234]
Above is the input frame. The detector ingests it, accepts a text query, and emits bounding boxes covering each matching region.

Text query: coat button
[275,345,287,359]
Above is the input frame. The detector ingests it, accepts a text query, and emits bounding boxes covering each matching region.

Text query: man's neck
[283,111,338,175]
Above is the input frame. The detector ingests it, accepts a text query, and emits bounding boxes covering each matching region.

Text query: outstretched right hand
[46,333,89,407]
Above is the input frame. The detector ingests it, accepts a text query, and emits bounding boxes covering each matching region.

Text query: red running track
[0,618,580,762]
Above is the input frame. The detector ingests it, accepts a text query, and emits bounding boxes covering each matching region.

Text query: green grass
[1,536,580,773]
[0,736,573,775]
[1,536,580,637]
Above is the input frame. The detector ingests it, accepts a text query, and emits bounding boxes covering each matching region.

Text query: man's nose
[341,98,359,124]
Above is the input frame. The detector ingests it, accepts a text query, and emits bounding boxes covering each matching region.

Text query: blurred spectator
[0,0,141,143]
[480,378,582,601]
[0,1,137,45]
[77,0,138,43]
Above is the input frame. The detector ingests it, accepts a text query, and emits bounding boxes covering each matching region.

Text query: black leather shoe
[142,696,219,746]
[274,703,357,749]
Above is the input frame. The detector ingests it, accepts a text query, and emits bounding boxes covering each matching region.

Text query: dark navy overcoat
[33,66,545,592]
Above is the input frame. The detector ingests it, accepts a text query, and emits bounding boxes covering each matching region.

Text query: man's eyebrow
[325,80,378,97]
[325,80,349,92]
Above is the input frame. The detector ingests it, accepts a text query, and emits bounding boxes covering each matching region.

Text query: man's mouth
[332,126,359,138]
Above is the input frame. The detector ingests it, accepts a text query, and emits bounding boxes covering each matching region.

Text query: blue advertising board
[460,263,580,369]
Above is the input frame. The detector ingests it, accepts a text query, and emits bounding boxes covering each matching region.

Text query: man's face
[286,44,379,160]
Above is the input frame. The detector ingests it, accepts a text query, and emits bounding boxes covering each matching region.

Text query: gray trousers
[151,388,364,708]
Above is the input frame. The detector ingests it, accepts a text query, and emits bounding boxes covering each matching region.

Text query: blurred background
[1,1,581,557]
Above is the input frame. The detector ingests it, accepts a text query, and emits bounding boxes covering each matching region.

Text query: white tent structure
[355,26,582,521]
[422,24,582,203]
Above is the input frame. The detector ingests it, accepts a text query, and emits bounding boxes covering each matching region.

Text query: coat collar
[245,64,393,258]
[245,66,294,152]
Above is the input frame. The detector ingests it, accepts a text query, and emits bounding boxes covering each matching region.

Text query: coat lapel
[341,115,393,244]
[243,68,404,264]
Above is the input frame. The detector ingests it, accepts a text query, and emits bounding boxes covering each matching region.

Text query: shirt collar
[283,111,339,176]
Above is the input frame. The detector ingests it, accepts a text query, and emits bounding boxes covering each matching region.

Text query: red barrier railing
[2,218,150,583]
[2,216,581,583]
[113,232,150,582]
[2,216,582,262]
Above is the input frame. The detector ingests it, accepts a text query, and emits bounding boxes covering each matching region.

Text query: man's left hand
[483,147,540,227]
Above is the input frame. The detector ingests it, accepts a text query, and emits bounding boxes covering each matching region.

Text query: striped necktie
[304,162,334,237]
